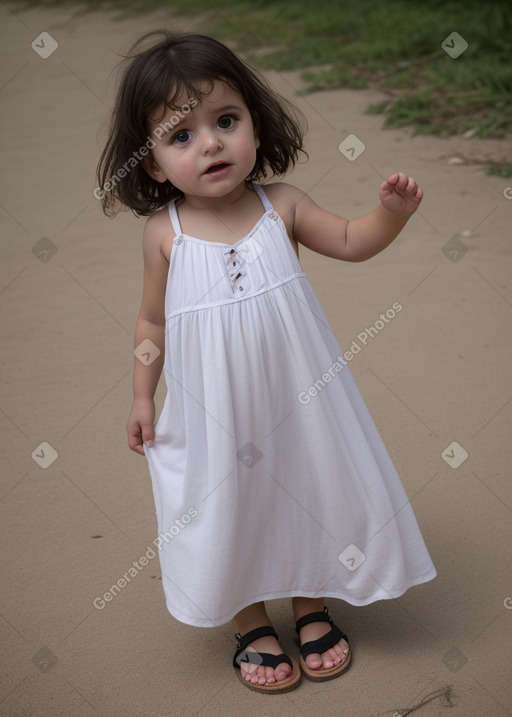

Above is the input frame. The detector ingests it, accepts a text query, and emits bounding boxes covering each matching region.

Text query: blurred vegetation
[11,0,512,168]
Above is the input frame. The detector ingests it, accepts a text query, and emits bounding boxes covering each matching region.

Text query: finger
[397,172,409,191]
[127,426,145,455]
[380,178,396,196]
[127,434,145,456]
[406,176,417,193]
[141,423,155,448]
[385,172,400,187]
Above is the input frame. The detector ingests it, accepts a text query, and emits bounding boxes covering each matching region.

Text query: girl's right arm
[127,211,170,455]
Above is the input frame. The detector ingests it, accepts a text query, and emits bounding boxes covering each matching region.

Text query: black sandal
[295,606,351,681]
[233,625,301,693]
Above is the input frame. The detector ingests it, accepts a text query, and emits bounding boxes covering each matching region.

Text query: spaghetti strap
[253,183,273,213]
[168,201,182,236]
[169,186,271,236]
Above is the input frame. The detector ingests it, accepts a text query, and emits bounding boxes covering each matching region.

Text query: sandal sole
[234,663,301,693]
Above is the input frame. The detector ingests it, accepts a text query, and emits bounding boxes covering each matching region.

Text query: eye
[172,130,192,145]
[218,114,238,130]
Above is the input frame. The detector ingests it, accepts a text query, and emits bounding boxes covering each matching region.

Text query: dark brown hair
[96,30,307,216]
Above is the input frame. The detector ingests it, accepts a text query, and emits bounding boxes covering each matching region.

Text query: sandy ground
[1,3,511,716]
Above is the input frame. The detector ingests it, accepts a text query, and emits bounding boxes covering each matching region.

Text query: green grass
[486,163,512,178]
[11,0,512,168]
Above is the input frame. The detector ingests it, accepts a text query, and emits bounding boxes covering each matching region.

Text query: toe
[297,616,350,674]
[334,638,350,663]
[245,664,261,684]
[321,649,336,669]
[275,660,293,682]
[306,641,350,672]
[264,666,276,683]
[236,635,293,686]
[243,668,255,683]
[305,653,323,669]
[248,665,261,684]
[257,665,268,685]
[324,640,349,668]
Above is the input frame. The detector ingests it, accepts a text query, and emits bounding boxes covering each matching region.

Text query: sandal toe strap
[234,625,293,670]
[295,607,349,659]
[300,624,348,659]
[234,650,293,670]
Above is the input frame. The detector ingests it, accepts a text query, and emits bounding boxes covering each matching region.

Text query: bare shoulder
[259,182,309,245]
[261,181,307,213]
[143,206,175,263]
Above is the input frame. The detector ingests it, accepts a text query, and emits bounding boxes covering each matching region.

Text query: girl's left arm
[288,172,423,262]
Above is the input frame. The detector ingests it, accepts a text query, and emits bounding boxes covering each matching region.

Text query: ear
[142,154,168,183]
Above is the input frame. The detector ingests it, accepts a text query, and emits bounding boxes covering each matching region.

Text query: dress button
[269,211,279,221]
[174,235,183,246]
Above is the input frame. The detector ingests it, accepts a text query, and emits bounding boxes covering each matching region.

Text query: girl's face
[144,81,260,206]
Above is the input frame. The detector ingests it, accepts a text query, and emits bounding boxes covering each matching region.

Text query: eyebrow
[211,104,244,114]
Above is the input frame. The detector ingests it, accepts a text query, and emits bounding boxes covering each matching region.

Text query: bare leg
[234,602,293,686]
[292,597,349,671]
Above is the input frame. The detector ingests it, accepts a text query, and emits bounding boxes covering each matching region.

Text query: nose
[201,129,223,155]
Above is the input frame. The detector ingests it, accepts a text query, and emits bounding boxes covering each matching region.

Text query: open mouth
[204,162,231,174]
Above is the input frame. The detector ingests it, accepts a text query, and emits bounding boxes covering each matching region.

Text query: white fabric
[145,183,436,628]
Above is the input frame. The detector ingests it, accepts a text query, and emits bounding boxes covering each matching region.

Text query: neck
[182,182,251,211]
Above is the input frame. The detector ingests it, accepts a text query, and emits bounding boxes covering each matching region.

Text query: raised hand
[379,172,423,214]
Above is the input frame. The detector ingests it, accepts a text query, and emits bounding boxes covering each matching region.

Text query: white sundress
[144,183,436,628]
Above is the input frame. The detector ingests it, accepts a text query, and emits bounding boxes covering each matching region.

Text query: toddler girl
[97,29,436,693]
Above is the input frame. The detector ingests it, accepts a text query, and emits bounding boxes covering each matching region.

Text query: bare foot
[238,634,293,686]
[298,621,349,671]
